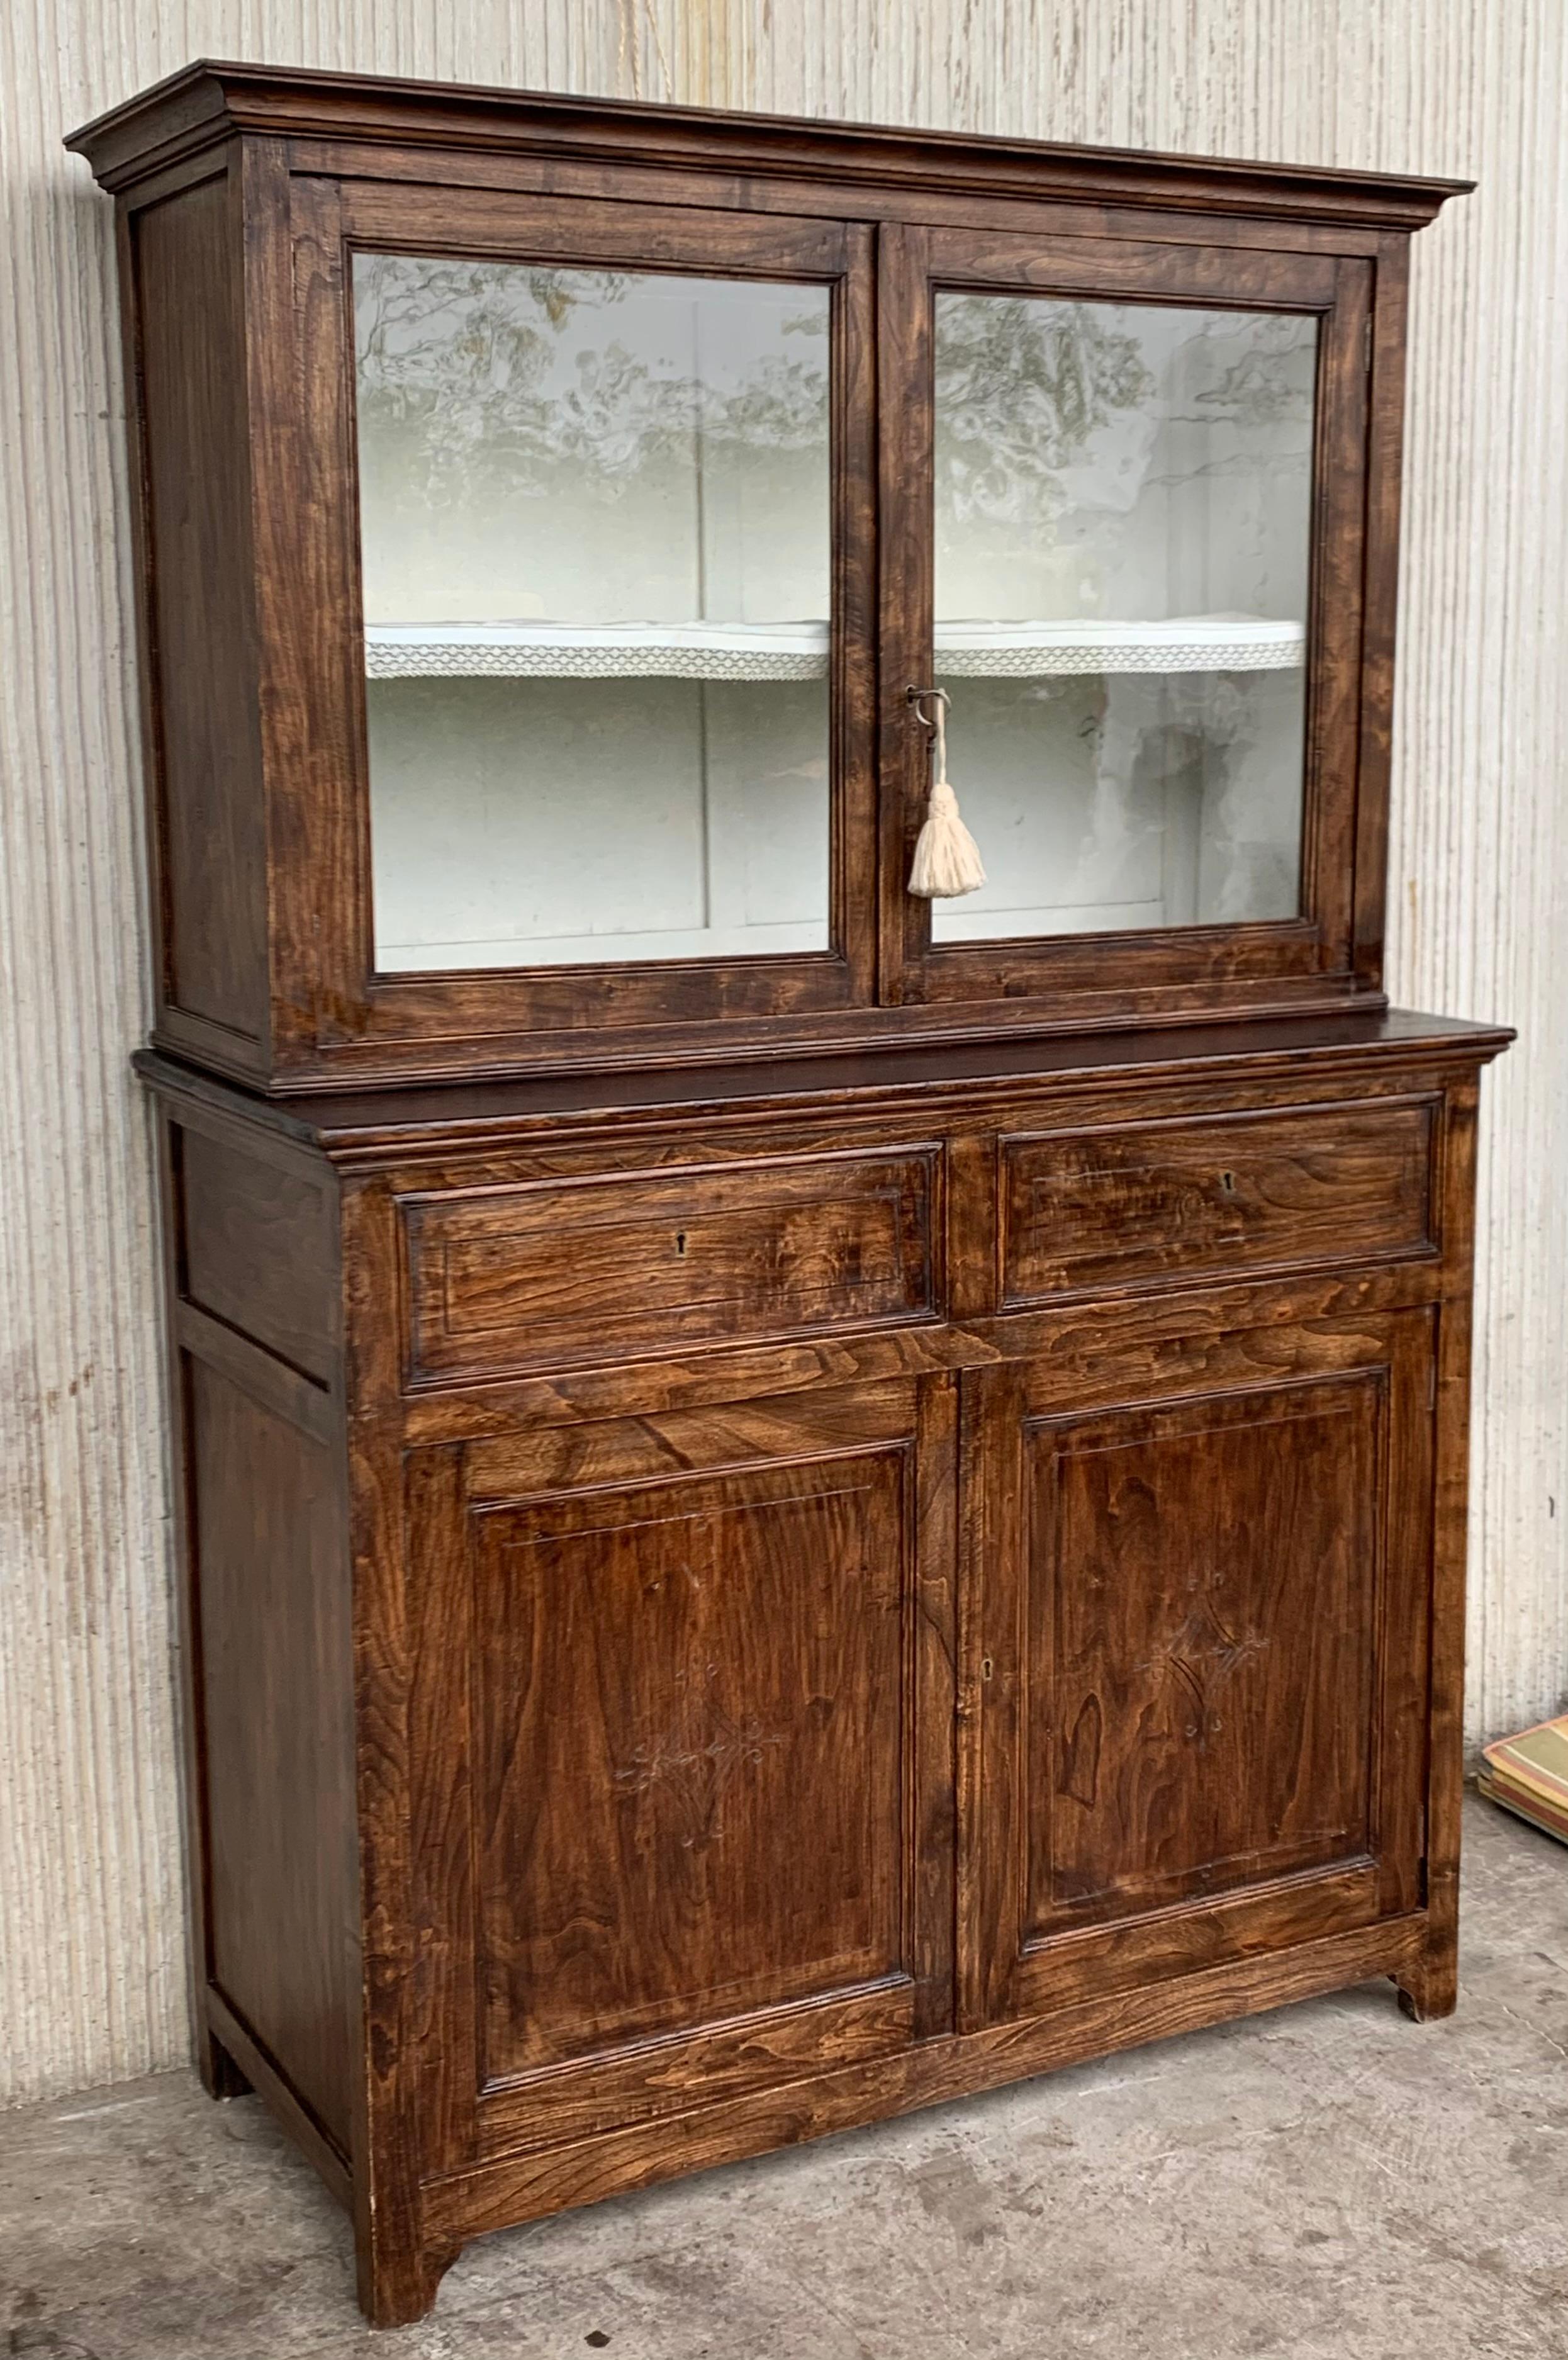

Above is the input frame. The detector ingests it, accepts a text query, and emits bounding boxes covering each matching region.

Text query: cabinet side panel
[188,1358,356,2150]
[179,1123,340,1381]
[132,177,269,1043]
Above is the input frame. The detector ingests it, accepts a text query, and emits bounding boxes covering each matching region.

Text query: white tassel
[907,692,985,898]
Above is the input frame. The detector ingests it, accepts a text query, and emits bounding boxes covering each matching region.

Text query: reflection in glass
[354,259,831,970]
[930,296,1316,943]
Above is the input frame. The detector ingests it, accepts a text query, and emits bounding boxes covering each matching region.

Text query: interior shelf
[363,614,1307,683]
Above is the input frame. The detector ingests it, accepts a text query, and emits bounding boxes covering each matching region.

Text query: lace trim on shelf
[363,615,1306,683]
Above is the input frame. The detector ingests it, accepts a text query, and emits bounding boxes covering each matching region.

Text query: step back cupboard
[68,62,1510,2327]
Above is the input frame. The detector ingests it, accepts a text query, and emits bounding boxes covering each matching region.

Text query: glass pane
[930,295,1316,943]
[354,257,831,971]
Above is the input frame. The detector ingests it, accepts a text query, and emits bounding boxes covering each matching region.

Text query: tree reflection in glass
[931,295,1316,943]
[353,257,832,972]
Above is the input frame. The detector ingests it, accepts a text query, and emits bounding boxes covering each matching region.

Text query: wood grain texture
[1029,1373,1384,1928]
[186,1359,356,2149]
[999,1097,1435,1303]
[965,1308,1435,2028]
[130,169,268,1052]
[472,1450,910,2076]
[420,1906,1427,2263]
[177,1118,339,1380]
[400,1149,938,1384]
[141,1025,1490,2323]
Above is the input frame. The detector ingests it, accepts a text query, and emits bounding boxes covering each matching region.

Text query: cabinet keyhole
[675,1232,687,1256]
[1220,1171,1237,1194]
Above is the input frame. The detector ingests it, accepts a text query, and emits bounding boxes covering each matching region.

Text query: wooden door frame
[285,177,879,1063]
[876,225,1374,1019]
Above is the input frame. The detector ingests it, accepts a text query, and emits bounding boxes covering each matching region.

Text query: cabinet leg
[196,2023,252,2101]
[356,2227,460,2330]
[1393,1937,1459,2024]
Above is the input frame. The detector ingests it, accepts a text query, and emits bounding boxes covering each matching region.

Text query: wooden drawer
[999,1098,1436,1305]
[401,1148,939,1385]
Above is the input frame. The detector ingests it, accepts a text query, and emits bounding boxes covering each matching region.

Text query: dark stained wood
[79,74,1469,1089]
[177,1116,339,1379]
[400,1147,938,1385]
[963,1308,1435,2026]
[1030,1374,1384,1928]
[388,1379,955,2189]
[1396,1074,1483,2023]
[999,1095,1436,1303]
[81,71,1501,2331]
[135,1008,1513,1157]
[422,1906,1427,2267]
[474,1449,910,2072]
[301,186,878,1073]
[66,62,1468,231]
[188,1358,356,2149]
[1355,235,1412,989]
[130,170,269,1059]
[888,230,1369,1017]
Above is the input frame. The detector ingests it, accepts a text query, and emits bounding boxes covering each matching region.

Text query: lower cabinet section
[147,1035,1501,2327]
[405,1379,957,2169]
[406,1309,1435,2181]
[960,1309,1433,2026]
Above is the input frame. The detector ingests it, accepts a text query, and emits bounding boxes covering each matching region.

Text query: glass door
[880,230,1372,1014]
[327,188,875,1050]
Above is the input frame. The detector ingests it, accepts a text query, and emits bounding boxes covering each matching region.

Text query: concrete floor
[3,1797,1565,2360]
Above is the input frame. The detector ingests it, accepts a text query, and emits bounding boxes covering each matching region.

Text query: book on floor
[1477,1712,1568,1844]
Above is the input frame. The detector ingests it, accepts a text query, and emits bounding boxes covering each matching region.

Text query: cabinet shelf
[363,614,1306,683]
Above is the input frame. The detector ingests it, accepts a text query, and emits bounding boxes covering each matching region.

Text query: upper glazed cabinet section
[69,65,1465,1089]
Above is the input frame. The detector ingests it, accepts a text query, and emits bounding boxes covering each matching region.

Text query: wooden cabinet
[72,61,1509,2329]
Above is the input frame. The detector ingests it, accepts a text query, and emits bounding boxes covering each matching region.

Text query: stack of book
[1478,1714,1568,1843]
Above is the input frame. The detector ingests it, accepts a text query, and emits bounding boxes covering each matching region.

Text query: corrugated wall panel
[1,0,1561,2104]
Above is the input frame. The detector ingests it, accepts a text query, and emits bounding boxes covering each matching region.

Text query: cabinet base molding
[395,1912,1422,2327]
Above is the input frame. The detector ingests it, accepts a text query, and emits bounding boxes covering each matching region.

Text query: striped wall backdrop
[2,0,1563,2103]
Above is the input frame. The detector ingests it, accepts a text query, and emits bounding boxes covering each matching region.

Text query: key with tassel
[906,685,986,899]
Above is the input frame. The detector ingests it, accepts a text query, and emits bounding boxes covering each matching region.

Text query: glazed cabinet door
[959,1309,1434,2030]
[879,227,1376,1020]
[289,176,876,1073]
[406,1376,956,2171]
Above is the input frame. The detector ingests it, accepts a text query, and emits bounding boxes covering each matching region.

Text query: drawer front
[403,1148,938,1385]
[1000,1098,1436,1305]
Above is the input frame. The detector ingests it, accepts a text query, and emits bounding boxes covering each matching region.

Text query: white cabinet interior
[931,295,1316,943]
[356,259,831,972]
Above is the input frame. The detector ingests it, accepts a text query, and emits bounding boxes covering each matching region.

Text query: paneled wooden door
[406,1376,957,2171]
[958,1310,1435,2030]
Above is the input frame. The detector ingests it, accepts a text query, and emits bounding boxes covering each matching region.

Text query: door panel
[408,1376,956,2167]
[296,180,877,1065]
[878,225,1370,1014]
[961,1310,1432,2028]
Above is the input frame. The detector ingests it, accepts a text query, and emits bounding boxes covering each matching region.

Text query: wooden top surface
[136,1006,1513,1164]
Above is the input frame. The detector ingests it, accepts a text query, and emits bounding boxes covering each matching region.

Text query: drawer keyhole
[675,1231,688,1256]
[1220,1171,1237,1194]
